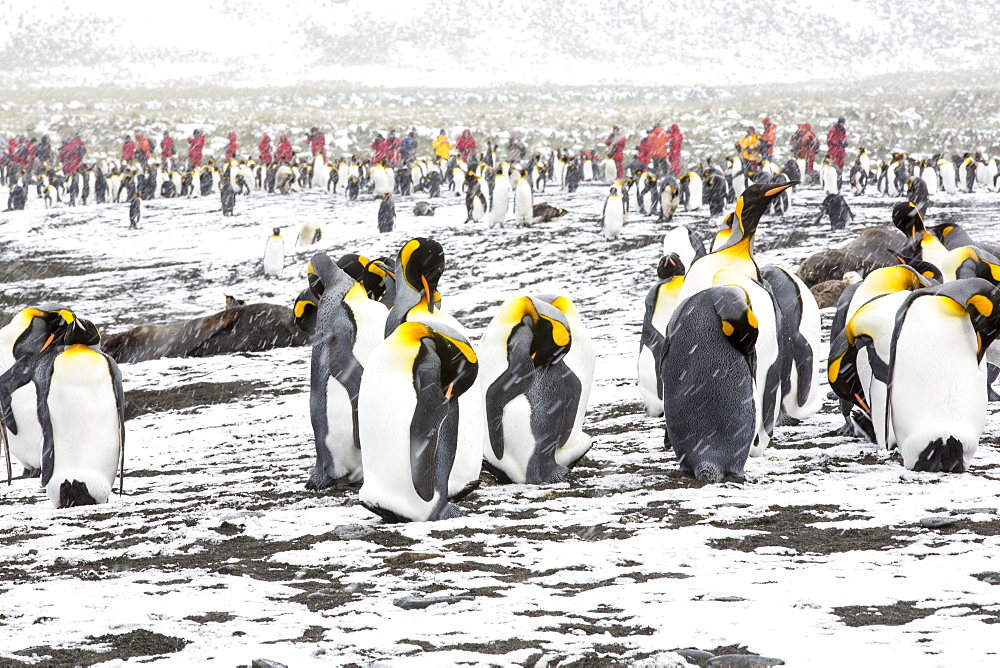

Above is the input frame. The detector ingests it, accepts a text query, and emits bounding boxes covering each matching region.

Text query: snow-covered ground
[2,174,1000,667]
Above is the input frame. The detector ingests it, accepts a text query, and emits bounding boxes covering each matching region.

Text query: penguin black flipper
[33,354,57,487]
[0,355,38,435]
[484,326,535,459]
[109,355,126,494]
[409,340,450,502]
[525,362,582,483]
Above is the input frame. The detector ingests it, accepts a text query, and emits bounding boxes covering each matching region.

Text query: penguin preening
[305,253,388,491]
[479,296,580,484]
[295,221,323,247]
[358,320,479,522]
[0,316,125,507]
[0,308,74,478]
[378,193,396,233]
[637,254,686,417]
[887,279,1000,472]
[263,228,284,277]
[661,285,760,482]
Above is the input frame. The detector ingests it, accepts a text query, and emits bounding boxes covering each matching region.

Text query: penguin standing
[887,280,1000,472]
[601,186,625,240]
[489,170,510,228]
[1,317,124,508]
[378,193,396,233]
[661,286,760,481]
[680,171,703,211]
[602,158,617,183]
[760,265,824,422]
[657,177,680,222]
[385,238,485,498]
[358,320,478,522]
[513,172,533,226]
[815,193,854,230]
[128,192,141,229]
[0,308,72,477]
[220,174,236,216]
[819,156,841,194]
[464,173,487,224]
[346,175,360,200]
[480,296,583,484]
[849,157,868,195]
[676,182,797,303]
[637,254,686,417]
[263,228,284,277]
[305,254,389,491]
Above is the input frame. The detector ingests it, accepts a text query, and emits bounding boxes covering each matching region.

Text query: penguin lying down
[101,303,310,364]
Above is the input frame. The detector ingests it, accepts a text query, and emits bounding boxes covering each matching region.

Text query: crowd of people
[3,119,850,185]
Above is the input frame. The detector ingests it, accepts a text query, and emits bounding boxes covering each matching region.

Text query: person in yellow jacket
[737,126,761,170]
[433,130,452,160]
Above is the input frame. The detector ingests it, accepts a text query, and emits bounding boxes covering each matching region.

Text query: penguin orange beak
[445,382,455,400]
[421,275,434,312]
[764,182,797,197]
[39,333,57,352]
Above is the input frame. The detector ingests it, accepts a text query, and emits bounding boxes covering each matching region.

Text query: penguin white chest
[263,237,284,277]
[46,350,121,506]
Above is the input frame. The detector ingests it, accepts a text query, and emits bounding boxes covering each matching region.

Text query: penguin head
[272,227,281,237]
[891,201,924,242]
[293,286,320,335]
[656,253,686,280]
[404,321,478,402]
[889,249,943,283]
[731,182,797,240]
[362,257,395,301]
[307,252,340,298]
[63,318,101,347]
[398,238,445,311]
[710,285,759,358]
[942,246,1000,285]
[225,295,247,309]
[8,308,64,359]
[928,222,956,244]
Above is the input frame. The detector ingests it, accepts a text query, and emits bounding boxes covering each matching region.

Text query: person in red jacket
[59,134,85,175]
[121,135,136,164]
[224,133,238,162]
[188,129,206,169]
[386,130,402,166]
[636,131,652,169]
[370,134,388,164]
[760,118,777,160]
[791,123,819,173]
[135,133,151,166]
[455,129,476,162]
[667,124,683,175]
[160,131,175,167]
[648,124,668,175]
[827,117,847,170]
[307,127,325,158]
[258,134,273,163]
[605,126,626,178]
[275,134,293,164]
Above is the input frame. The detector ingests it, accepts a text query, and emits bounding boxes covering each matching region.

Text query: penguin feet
[850,410,877,443]
[449,479,481,502]
[305,467,358,492]
[775,411,801,428]
[989,385,1000,402]
[526,464,571,485]
[913,437,966,473]
[58,480,98,508]
[19,466,42,479]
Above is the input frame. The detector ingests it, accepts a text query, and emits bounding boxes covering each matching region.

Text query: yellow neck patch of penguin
[967,294,995,317]
[721,321,735,337]
[294,300,316,318]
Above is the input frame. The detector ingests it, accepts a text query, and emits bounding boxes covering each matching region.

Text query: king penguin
[489,167,510,228]
[637,254,686,417]
[358,320,479,522]
[304,253,389,490]
[661,285,760,481]
[887,279,1000,472]
[602,186,625,240]
[378,193,395,233]
[513,172,533,227]
[128,192,141,229]
[0,308,73,477]
[385,238,486,498]
[676,182,797,304]
[479,296,579,484]
[263,228,284,277]
[1,317,125,507]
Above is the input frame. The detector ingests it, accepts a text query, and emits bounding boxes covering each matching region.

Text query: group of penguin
[287,237,594,522]
[827,202,1000,472]
[637,174,1000,481]
[0,307,124,508]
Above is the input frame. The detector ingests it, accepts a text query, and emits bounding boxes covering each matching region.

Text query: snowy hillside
[0,0,996,88]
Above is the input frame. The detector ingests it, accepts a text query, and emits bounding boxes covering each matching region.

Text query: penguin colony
[4,139,1000,519]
